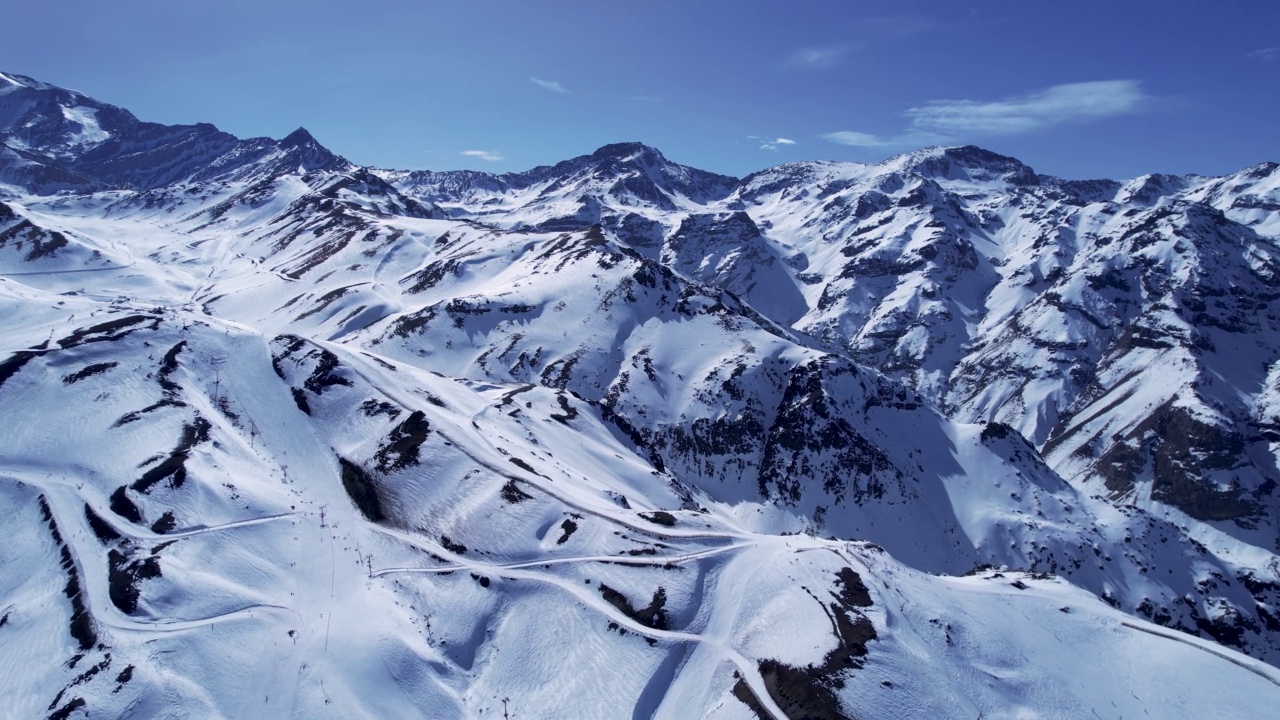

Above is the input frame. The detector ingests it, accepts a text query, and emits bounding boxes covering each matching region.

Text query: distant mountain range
[3,70,1280,719]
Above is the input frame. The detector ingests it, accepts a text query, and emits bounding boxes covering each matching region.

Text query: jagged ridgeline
[2,70,1280,719]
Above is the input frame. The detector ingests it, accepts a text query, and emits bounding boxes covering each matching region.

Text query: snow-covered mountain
[0,71,348,195]
[3,73,1280,719]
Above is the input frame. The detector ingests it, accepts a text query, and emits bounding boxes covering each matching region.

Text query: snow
[60,105,110,146]
[0,72,26,96]
[2,71,1280,718]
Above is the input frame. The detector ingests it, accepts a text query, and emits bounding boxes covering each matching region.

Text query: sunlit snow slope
[3,71,1280,719]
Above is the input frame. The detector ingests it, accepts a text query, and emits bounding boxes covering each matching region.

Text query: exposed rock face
[378,142,1280,537]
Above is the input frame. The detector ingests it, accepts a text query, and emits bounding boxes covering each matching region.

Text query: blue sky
[7,1,1279,179]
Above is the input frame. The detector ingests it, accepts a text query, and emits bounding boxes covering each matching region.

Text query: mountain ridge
[3,71,1280,719]
[0,70,351,194]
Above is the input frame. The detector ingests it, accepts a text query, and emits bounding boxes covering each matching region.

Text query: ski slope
[2,71,1280,718]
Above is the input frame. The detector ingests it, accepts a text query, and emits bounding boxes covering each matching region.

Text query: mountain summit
[889,144,1040,184]
[380,140,739,231]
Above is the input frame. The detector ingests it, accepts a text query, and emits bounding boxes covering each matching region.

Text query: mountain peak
[1242,160,1279,180]
[593,141,656,154]
[941,144,1027,166]
[588,141,665,165]
[280,126,318,148]
[0,71,53,92]
[888,144,1039,184]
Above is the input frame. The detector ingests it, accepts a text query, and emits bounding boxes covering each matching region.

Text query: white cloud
[822,80,1149,150]
[821,131,891,147]
[906,80,1147,135]
[821,129,948,149]
[786,47,846,69]
[460,150,503,162]
[530,77,569,93]
[752,136,798,151]
[1249,47,1280,61]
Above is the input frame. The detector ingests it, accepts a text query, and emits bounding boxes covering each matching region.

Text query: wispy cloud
[752,136,797,151]
[530,77,569,93]
[821,131,897,148]
[785,16,937,70]
[786,46,847,69]
[906,80,1148,134]
[460,150,503,162]
[821,130,946,149]
[822,80,1149,149]
[1249,47,1280,61]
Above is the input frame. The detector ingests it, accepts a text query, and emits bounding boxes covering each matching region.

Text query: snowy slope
[4,311,1279,719]
[3,72,1280,718]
